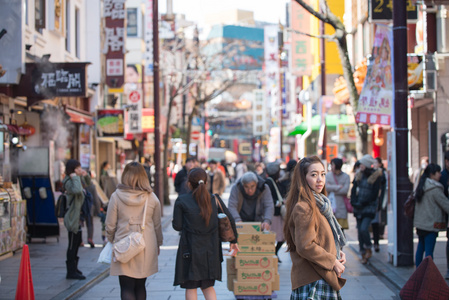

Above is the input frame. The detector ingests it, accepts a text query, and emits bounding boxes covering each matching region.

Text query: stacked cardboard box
[227,222,280,297]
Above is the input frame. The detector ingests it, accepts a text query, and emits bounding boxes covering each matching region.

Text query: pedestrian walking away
[172,168,239,300]
[174,157,195,196]
[414,163,449,268]
[265,161,285,262]
[350,154,383,264]
[439,150,449,279]
[228,171,274,231]
[105,162,163,300]
[284,156,346,299]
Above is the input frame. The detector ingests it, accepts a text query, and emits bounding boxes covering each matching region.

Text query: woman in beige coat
[106,162,163,300]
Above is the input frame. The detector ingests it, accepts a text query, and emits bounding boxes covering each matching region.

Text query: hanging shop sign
[369,0,417,23]
[14,63,88,101]
[264,25,280,119]
[127,90,142,134]
[290,0,313,76]
[96,109,125,138]
[356,26,393,126]
[104,0,126,89]
[144,0,154,74]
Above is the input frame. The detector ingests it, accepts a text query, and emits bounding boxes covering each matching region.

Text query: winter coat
[350,168,383,219]
[172,192,237,286]
[228,178,274,224]
[287,200,346,291]
[174,167,189,195]
[265,177,283,216]
[278,171,293,198]
[105,186,163,279]
[63,175,89,233]
[414,178,449,232]
[325,171,350,219]
[206,169,226,196]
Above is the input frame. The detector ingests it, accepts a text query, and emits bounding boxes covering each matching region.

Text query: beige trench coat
[106,187,163,278]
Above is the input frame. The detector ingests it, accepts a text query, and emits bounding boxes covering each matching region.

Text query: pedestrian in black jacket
[350,154,383,264]
[173,168,238,300]
[174,157,195,195]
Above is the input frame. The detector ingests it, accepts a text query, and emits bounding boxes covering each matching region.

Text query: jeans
[415,230,438,267]
[356,217,373,254]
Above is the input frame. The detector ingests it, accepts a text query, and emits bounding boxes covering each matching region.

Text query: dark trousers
[67,229,82,263]
[356,217,373,253]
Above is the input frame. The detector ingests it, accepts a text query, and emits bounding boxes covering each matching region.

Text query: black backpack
[55,193,69,218]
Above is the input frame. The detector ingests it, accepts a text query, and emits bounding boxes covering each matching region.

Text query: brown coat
[288,200,346,291]
[206,169,226,196]
[105,187,163,278]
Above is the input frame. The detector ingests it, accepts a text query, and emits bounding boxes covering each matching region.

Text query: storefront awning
[288,114,352,136]
[65,108,94,126]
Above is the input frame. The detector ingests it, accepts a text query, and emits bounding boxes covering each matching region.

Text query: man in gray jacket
[228,172,274,231]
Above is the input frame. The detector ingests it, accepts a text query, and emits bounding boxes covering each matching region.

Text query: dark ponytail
[415,163,441,202]
[188,168,212,226]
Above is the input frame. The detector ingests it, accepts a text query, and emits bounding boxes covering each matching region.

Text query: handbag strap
[267,177,283,204]
[332,172,339,184]
[141,196,149,231]
[215,194,224,213]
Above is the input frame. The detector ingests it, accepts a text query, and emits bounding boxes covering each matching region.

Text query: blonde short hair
[121,162,153,192]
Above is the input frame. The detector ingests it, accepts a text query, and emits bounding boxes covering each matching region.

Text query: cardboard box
[233,280,272,296]
[235,255,278,272]
[237,245,275,256]
[226,257,236,275]
[238,232,276,246]
[272,273,280,290]
[237,268,275,282]
[236,222,261,234]
[227,274,236,291]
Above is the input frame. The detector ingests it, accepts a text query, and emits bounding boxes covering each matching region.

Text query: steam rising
[40,105,74,150]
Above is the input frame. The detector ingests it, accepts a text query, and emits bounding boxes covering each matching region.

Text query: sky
[159,0,289,25]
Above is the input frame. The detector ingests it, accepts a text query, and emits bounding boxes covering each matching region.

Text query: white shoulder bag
[113,197,148,263]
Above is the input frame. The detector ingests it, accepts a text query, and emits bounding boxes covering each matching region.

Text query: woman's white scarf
[313,192,346,259]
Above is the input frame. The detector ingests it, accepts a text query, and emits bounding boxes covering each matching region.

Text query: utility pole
[393,0,413,266]
[320,10,327,161]
[153,0,163,206]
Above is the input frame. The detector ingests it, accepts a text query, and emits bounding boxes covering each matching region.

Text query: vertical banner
[264,25,280,119]
[356,26,393,126]
[104,0,126,89]
[290,0,312,76]
[145,0,154,74]
[127,90,143,134]
[79,124,91,169]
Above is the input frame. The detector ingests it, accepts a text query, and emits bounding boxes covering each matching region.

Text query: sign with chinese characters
[356,26,393,126]
[104,0,126,88]
[15,63,88,100]
[145,0,154,74]
[290,0,312,76]
[264,25,280,121]
[127,90,143,134]
[369,0,417,23]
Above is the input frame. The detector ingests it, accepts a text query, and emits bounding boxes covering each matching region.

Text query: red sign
[191,131,200,141]
[104,0,125,88]
[129,91,141,103]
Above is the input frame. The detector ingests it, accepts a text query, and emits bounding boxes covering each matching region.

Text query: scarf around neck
[313,191,346,259]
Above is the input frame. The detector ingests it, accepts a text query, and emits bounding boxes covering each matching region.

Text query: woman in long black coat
[173,168,238,300]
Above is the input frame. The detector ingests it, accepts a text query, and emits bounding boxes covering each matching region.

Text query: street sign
[191,131,200,141]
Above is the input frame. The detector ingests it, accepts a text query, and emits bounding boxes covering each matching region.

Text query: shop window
[35,0,46,31]
[127,8,138,37]
[65,0,70,52]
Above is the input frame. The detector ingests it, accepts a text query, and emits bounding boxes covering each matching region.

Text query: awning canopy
[65,108,94,126]
[288,114,352,136]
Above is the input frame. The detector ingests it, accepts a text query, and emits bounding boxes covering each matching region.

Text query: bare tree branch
[287,27,335,40]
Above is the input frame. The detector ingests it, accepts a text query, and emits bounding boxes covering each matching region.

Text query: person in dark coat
[172,168,238,300]
[439,150,449,279]
[350,154,383,264]
[174,157,195,195]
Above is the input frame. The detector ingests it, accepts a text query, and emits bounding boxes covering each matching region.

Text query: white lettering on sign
[41,69,81,89]
[104,0,126,19]
[104,27,125,53]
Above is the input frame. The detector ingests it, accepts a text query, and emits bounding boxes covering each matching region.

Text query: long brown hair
[283,156,327,252]
[188,168,212,226]
[121,162,153,192]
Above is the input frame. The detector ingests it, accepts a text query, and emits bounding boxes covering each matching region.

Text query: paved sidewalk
[1,190,448,299]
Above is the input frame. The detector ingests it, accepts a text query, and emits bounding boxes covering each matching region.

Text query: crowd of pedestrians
[56,148,449,299]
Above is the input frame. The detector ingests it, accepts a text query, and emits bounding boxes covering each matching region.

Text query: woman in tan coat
[284,156,346,299]
[106,162,163,300]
